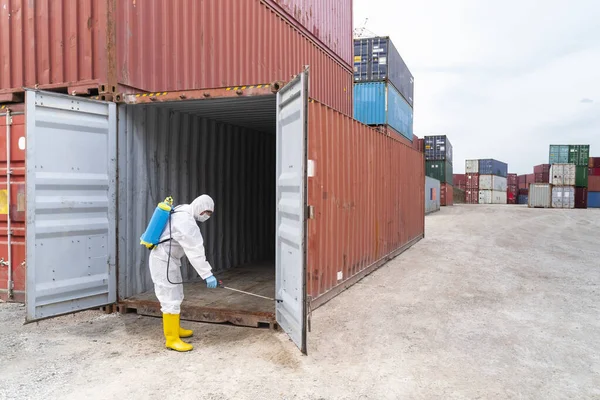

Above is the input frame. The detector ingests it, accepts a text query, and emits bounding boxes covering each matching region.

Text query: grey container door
[25,90,117,321]
[275,70,308,354]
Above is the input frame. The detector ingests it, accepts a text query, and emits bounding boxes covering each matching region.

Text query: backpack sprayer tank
[140,196,174,250]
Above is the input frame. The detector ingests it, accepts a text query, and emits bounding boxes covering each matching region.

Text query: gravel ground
[1,205,599,400]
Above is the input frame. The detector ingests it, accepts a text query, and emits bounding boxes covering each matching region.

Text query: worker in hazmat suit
[148,194,218,352]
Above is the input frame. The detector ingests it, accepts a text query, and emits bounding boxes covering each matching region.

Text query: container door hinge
[307,205,314,219]
[8,280,14,290]
[0,258,8,267]
[6,116,12,126]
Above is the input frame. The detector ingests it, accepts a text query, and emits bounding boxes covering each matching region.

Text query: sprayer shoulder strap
[157,207,182,245]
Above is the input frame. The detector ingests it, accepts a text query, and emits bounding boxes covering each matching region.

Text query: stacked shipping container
[464,159,508,204]
[548,145,590,209]
[507,173,518,204]
[465,160,480,204]
[424,136,453,205]
[352,37,414,141]
[588,157,600,208]
[1,0,353,115]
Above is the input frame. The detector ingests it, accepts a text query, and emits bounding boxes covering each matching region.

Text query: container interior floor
[118,95,278,328]
[123,262,276,328]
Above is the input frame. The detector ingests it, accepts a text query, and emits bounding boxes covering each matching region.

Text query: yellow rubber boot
[179,325,193,338]
[163,313,193,352]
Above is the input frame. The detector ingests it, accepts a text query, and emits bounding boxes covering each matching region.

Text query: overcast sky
[353,0,600,174]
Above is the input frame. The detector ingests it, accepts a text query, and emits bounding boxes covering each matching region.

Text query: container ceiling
[131,95,277,134]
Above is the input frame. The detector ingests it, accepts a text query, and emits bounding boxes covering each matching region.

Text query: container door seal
[25,90,117,322]
[275,70,308,354]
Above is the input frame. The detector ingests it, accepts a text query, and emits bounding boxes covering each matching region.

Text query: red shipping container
[507,184,518,204]
[507,173,518,186]
[526,173,536,186]
[575,187,588,209]
[535,172,550,183]
[453,174,466,187]
[263,0,353,66]
[517,174,527,190]
[466,189,479,204]
[440,183,454,206]
[519,188,529,196]
[466,173,479,191]
[418,139,425,153]
[534,164,550,174]
[308,101,425,301]
[0,112,26,302]
[589,175,600,192]
[589,157,600,168]
[589,168,600,176]
[1,0,353,116]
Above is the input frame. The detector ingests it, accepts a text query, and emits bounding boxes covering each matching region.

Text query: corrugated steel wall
[0,0,110,94]
[0,111,26,302]
[307,101,424,301]
[117,104,275,299]
[116,0,352,115]
[263,0,353,66]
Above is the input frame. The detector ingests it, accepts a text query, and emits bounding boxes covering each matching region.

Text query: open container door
[275,70,309,354]
[25,90,117,321]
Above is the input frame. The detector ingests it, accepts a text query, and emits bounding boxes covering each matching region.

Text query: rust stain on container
[307,101,424,302]
[0,110,26,302]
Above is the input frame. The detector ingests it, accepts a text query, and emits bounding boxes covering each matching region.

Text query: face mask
[197,213,210,223]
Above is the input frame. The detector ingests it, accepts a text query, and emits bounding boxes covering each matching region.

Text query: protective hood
[190,194,215,222]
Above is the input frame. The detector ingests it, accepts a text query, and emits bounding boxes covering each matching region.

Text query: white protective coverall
[148,194,215,314]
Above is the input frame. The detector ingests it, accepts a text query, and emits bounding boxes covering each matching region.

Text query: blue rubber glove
[206,275,217,289]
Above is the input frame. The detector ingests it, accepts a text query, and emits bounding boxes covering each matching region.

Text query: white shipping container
[479,174,507,191]
[550,164,576,186]
[528,184,552,208]
[478,190,507,204]
[465,159,479,174]
[552,186,575,209]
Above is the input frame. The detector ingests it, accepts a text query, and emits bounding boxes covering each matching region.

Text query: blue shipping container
[549,144,569,164]
[518,195,529,205]
[425,176,441,214]
[479,159,508,177]
[353,82,414,141]
[424,135,453,164]
[588,192,600,208]
[353,37,414,106]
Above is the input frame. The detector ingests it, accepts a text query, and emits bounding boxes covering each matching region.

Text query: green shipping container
[426,160,453,184]
[576,165,588,187]
[568,145,590,166]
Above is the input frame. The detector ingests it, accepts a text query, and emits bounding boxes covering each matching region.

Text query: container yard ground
[1,205,599,399]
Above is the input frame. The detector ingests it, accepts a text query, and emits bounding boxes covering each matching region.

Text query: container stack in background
[464,160,480,204]
[507,173,518,204]
[475,159,509,204]
[588,157,600,208]
[517,175,529,204]
[424,136,454,206]
[353,37,414,145]
[548,145,590,209]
